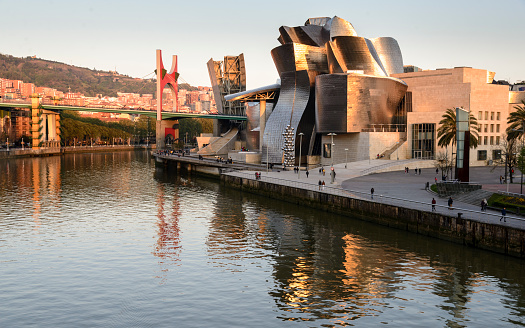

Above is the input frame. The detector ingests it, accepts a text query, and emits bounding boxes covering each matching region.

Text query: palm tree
[506,100,525,140]
[437,108,479,148]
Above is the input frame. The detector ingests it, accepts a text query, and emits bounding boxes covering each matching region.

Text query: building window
[478,150,487,160]
[496,136,500,145]
[323,143,332,158]
[485,111,489,120]
[484,124,488,133]
[497,112,501,120]
[478,111,482,120]
[493,149,502,160]
[490,136,494,145]
[491,112,494,120]
[491,124,494,133]
[484,136,488,145]
[411,123,435,159]
[496,124,500,133]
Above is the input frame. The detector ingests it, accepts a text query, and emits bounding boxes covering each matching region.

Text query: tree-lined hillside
[0,53,198,97]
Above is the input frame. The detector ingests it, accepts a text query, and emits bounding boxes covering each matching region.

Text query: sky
[2,0,525,90]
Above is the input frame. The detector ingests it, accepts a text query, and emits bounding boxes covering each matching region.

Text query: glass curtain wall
[412,123,435,159]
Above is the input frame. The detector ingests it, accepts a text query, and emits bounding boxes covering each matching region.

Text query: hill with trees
[0,53,198,97]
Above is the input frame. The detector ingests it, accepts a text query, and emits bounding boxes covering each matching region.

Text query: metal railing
[360,159,420,175]
[361,124,407,133]
[228,171,524,224]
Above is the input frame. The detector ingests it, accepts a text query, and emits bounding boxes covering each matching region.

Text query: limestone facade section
[393,67,513,166]
[320,132,406,167]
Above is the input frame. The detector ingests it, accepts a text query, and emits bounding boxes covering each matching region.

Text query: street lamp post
[298,132,304,179]
[327,133,336,167]
[265,132,269,174]
[344,148,348,169]
[327,133,336,184]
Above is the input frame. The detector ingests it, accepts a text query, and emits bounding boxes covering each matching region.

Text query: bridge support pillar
[156,119,179,150]
[214,119,231,137]
[156,120,164,150]
[31,94,41,149]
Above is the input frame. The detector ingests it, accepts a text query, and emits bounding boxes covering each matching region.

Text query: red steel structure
[156,49,179,120]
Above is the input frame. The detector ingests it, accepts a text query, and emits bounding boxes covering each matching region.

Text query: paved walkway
[226,159,525,231]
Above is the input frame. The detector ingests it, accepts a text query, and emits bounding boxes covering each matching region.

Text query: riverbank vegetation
[60,111,155,145]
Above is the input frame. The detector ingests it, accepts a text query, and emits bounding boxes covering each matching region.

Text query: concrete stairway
[380,137,407,160]
[197,128,238,156]
[452,189,494,206]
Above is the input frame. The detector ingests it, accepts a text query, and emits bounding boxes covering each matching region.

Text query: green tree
[179,118,202,145]
[195,118,213,134]
[517,146,525,191]
[506,100,525,140]
[59,110,134,145]
[437,108,479,148]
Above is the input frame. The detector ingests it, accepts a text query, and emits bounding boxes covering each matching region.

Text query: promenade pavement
[227,159,525,231]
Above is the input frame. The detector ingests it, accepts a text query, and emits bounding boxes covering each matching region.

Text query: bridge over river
[0,100,247,121]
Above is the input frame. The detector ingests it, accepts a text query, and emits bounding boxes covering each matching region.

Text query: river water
[1,151,525,327]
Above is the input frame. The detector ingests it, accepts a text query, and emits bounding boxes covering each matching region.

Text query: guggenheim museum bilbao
[220,16,525,167]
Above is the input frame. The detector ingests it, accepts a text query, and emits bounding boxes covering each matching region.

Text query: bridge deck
[0,102,246,121]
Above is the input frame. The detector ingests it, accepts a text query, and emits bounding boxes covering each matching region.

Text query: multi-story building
[392,66,525,166]
[186,91,199,105]
[20,83,35,98]
[4,80,23,99]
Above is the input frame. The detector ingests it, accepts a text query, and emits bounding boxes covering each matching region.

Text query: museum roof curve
[224,83,281,102]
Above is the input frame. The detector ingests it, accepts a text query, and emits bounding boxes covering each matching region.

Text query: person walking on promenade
[306,170,309,178]
[371,188,375,199]
[323,168,325,176]
[481,199,487,212]
[415,168,417,175]
[448,197,453,209]
[500,175,503,184]
[322,180,326,190]
[500,208,507,222]
[432,198,436,212]
[435,177,438,184]
[318,180,322,190]
[319,167,322,175]
[436,168,439,175]
[419,168,421,175]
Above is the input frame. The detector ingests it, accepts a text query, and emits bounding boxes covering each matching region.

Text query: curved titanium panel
[304,17,331,26]
[510,91,525,104]
[278,25,325,47]
[328,16,358,39]
[263,70,312,163]
[327,37,388,76]
[315,73,407,133]
[271,43,328,77]
[369,37,404,75]
[365,38,389,77]
[314,74,348,132]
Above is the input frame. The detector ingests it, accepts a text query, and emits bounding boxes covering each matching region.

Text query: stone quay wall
[221,174,525,259]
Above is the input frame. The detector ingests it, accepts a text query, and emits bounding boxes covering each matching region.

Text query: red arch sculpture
[156,49,179,120]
